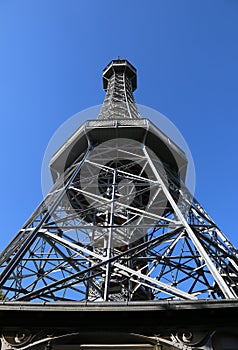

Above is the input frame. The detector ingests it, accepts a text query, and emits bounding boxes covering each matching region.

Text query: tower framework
[0,59,238,349]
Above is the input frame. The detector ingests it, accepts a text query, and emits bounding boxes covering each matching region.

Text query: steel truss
[0,135,238,302]
[0,58,238,304]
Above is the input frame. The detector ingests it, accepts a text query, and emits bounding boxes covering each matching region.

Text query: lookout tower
[0,59,238,349]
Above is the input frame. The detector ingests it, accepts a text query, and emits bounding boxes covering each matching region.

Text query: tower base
[1,300,238,349]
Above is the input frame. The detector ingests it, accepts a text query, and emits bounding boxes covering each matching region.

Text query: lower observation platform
[0,300,238,349]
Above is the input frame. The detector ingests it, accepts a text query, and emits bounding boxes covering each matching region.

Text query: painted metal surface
[0,59,238,349]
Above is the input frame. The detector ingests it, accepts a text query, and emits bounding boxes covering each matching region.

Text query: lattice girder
[1,135,238,302]
[1,58,238,304]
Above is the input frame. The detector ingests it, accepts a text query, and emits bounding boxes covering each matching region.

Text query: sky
[0,0,238,252]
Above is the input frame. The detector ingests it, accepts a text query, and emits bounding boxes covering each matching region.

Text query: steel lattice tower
[1,58,238,304]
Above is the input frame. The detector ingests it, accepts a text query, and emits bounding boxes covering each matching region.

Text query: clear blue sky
[0,0,238,251]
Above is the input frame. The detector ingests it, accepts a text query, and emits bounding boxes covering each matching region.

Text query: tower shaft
[1,58,238,350]
[0,59,238,305]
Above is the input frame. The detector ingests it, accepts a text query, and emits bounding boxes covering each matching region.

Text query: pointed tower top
[102,58,137,91]
[98,58,140,120]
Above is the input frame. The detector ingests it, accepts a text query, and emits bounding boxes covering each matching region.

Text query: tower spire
[97,58,141,120]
